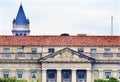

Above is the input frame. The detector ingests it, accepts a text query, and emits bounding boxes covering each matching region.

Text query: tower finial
[20,3,22,6]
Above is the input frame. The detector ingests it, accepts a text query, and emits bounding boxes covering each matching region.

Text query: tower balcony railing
[84,53,120,60]
[0,53,42,59]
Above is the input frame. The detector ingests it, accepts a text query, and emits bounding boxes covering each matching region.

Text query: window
[47,70,56,79]
[3,71,9,78]
[48,48,54,53]
[17,48,23,53]
[17,71,23,78]
[62,70,71,79]
[105,71,111,79]
[77,71,86,79]
[90,48,96,54]
[118,48,120,53]
[31,71,37,78]
[118,72,120,79]
[31,48,37,54]
[104,48,110,54]
[78,48,84,53]
[3,48,9,53]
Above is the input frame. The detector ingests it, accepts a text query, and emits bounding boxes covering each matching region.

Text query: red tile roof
[0,35,120,47]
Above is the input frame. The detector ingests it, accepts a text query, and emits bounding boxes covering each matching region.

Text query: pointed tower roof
[15,4,27,25]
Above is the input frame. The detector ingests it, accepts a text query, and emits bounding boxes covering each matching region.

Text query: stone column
[42,70,46,82]
[57,70,61,82]
[86,70,91,82]
[72,70,76,82]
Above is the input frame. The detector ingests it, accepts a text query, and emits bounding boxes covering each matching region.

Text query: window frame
[17,48,24,53]
[48,48,55,53]
[3,48,10,53]
[30,70,37,78]
[31,48,37,54]
[3,71,9,78]
[104,71,112,79]
[104,48,110,54]
[78,48,84,53]
[90,48,97,54]
[17,71,23,79]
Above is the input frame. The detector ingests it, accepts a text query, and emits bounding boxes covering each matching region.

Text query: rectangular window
[78,48,84,53]
[3,48,9,53]
[17,71,23,78]
[104,48,110,54]
[17,48,23,53]
[90,48,96,54]
[48,48,55,53]
[31,48,37,54]
[3,71,9,78]
[31,71,37,78]
[118,72,120,79]
[118,48,120,53]
[105,71,111,79]
[47,70,56,79]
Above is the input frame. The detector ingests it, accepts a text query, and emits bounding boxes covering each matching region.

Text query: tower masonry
[12,4,30,36]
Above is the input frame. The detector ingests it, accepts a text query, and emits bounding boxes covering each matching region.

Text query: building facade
[0,4,120,82]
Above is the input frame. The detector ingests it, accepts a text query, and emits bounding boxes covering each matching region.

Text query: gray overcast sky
[0,0,120,35]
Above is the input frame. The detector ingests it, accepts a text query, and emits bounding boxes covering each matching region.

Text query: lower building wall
[0,62,120,82]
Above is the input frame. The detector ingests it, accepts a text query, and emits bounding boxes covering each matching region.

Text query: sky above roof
[0,0,120,35]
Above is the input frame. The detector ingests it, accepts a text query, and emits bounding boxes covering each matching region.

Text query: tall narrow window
[31,48,37,54]
[17,48,23,53]
[17,71,23,78]
[3,71,9,78]
[105,71,111,79]
[31,71,37,78]
[3,48,10,53]
[78,48,84,53]
[48,48,54,53]
[90,48,96,54]
[104,48,110,54]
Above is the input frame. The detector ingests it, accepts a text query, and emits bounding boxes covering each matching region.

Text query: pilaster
[57,69,61,82]
[72,69,76,82]
[42,70,46,82]
[87,70,91,82]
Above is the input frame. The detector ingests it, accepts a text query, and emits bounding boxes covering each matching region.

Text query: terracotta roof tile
[0,36,120,46]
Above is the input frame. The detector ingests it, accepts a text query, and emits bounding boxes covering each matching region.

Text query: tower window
[20,34,22,36]
[24,34,26,36]
[16,34,18,36]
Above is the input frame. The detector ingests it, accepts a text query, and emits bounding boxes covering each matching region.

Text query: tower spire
[111,16,113,36]
[12,4,30,36]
